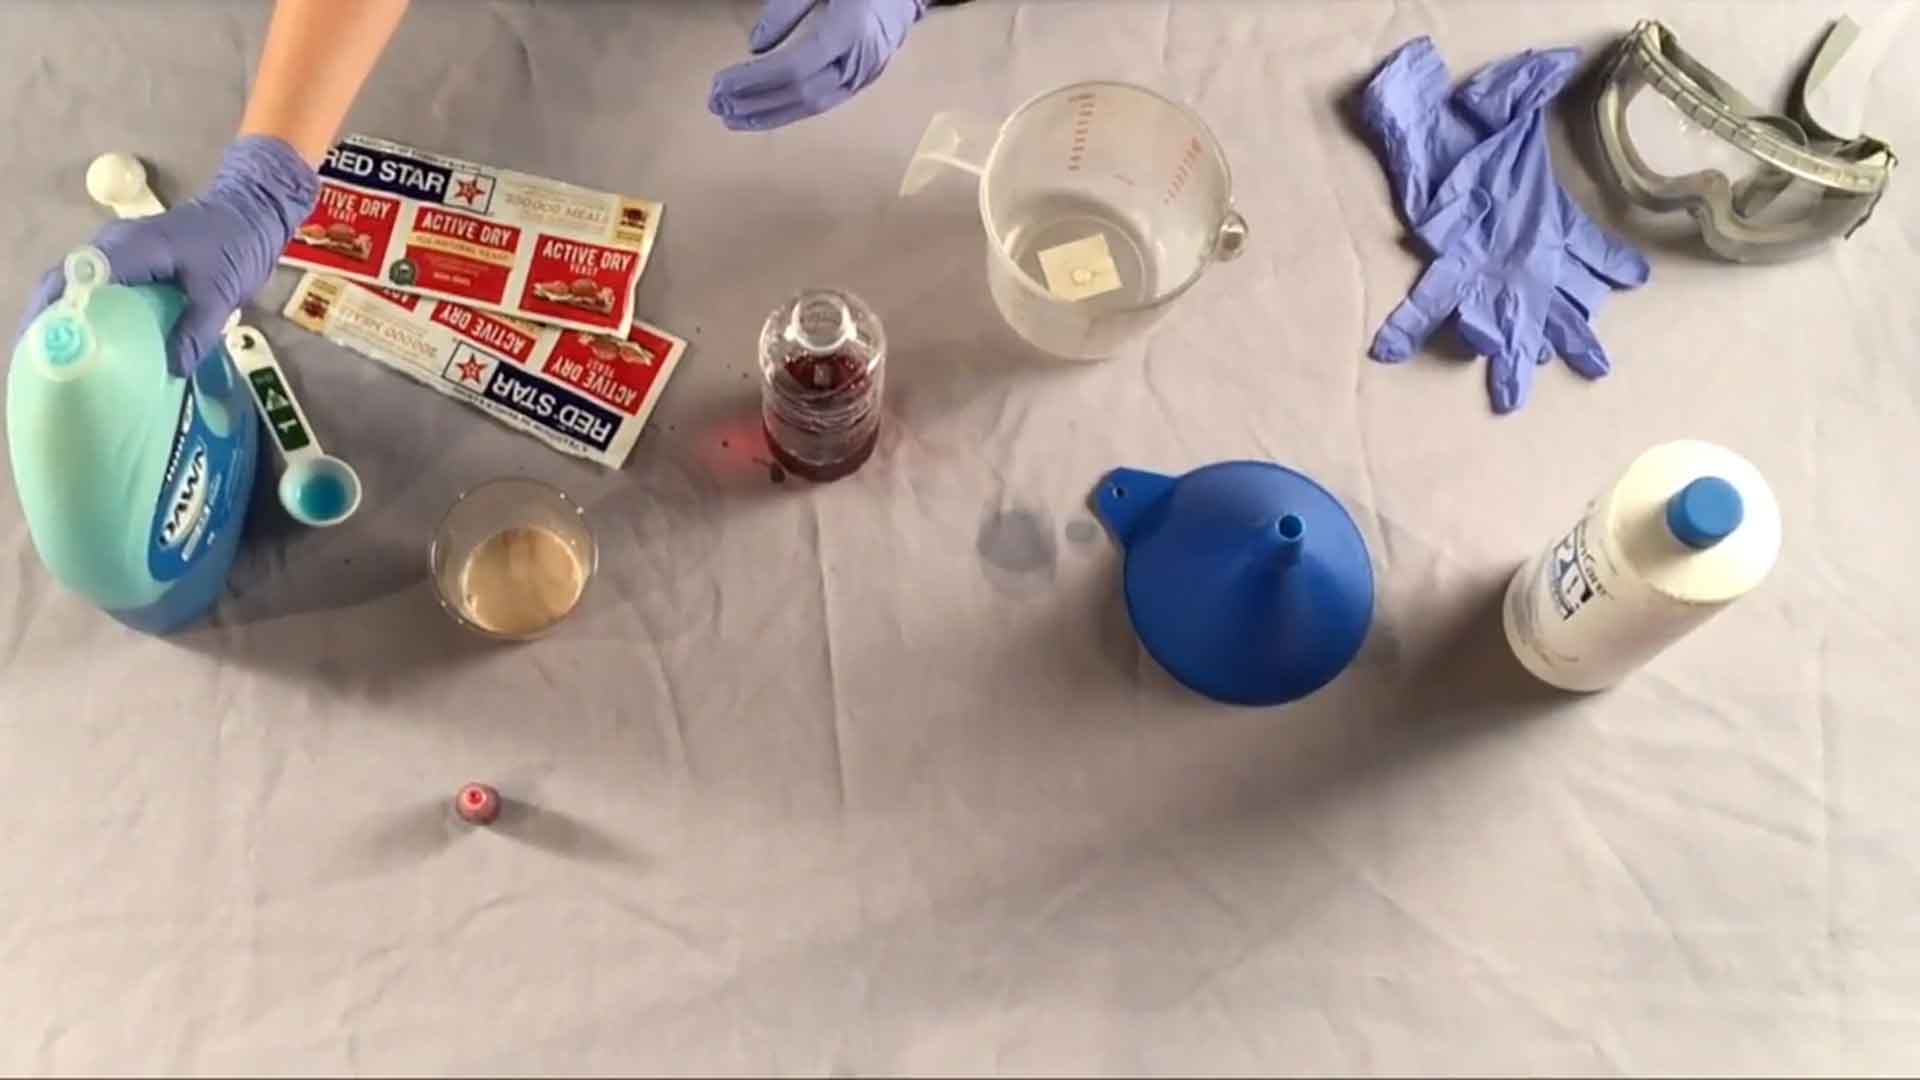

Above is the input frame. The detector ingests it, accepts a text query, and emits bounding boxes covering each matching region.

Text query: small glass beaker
[429,479,597,640]
[759,288,886,483]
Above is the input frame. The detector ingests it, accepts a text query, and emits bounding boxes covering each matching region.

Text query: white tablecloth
[3,0,1918,1073]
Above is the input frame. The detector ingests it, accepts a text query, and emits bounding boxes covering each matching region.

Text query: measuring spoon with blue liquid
[224,322,363,527]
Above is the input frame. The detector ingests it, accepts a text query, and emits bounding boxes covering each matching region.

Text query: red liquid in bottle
[763,418,879,483]
[760,292,885,483]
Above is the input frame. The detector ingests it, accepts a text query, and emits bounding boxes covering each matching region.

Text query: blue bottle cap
[1665,476,1744,550]
[40,314,92,369]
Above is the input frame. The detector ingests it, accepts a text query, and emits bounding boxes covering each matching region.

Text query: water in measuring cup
[1001,192,1157,310]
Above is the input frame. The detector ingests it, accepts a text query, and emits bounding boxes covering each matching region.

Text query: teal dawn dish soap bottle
[7,247,259,632]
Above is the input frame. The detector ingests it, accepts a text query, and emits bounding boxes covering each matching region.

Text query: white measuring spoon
[85,152,167,218]
[87,150,362,527]
[224,323,364,528]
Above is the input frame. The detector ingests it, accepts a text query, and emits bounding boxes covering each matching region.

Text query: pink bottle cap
[455,782,502,825]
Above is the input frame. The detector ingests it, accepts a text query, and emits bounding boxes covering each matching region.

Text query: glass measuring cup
[429,480,597,641]
[900,81,1249,360]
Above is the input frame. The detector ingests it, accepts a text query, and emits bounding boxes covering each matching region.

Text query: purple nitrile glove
[1374,112,1567,414]
[1359,39,1649,410]
[709,0,926,131]
[1447,45,1650,379]
[17,135,318,376]
[1361,39,1573,229]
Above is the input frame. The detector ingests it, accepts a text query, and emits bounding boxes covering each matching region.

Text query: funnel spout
[1273,514,1305,568]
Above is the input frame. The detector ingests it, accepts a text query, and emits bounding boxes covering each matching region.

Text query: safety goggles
[1592,19,1897,262]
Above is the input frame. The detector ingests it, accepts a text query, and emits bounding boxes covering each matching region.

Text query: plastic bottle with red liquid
[759,289,885,482]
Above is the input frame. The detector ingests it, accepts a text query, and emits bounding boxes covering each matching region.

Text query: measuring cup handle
[1214,208,1250,262]
[899,111,997,197]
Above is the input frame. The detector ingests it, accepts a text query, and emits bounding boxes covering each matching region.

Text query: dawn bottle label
[147,376,244,581]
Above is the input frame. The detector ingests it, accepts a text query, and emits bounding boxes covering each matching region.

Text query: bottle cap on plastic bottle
[34,247,110,377]
[39,315,92,368]
[1665,476,1745,550]
[455,783,502,825]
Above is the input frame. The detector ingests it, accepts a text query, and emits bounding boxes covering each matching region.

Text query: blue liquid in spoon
[296,472,351,523]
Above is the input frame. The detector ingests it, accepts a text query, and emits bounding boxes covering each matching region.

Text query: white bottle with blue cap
[1502,440,1781,691]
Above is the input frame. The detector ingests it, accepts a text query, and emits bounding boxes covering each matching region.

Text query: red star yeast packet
[282,135,663,338]
[283,272,685,469]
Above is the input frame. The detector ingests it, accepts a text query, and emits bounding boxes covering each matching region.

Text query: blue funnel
[1095,461,1375,707]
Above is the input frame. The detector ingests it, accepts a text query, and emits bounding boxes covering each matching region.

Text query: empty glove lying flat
[1359,38,1650,414]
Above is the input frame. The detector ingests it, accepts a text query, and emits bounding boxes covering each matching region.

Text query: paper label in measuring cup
[1037,233,1123,302]
[282,134,664,337]
[282,272,685,469]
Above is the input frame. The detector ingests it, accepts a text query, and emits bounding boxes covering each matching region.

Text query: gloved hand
[1360,39,1649,412]
[709,0,925,131]
[18,135,318,376]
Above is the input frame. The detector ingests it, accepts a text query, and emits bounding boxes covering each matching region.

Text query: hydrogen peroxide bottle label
[1546,518,1606,620]
[1506,501,1618,677]
[146,371,246,582]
